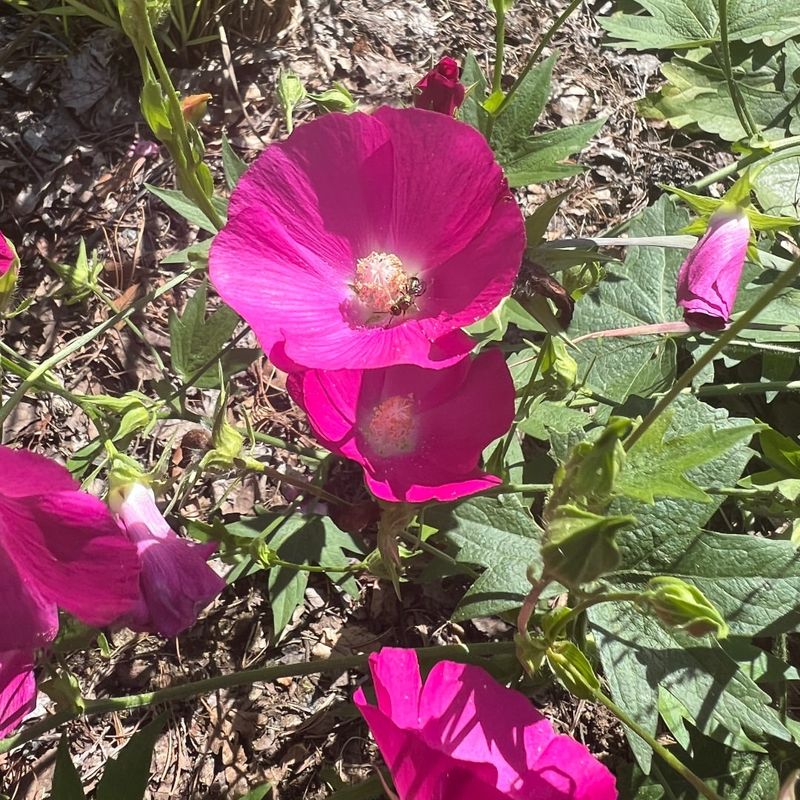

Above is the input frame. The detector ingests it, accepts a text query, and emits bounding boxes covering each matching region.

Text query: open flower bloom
[109,482,226,638]
[0,446,140,655]
[355,648,618,800]
[287,349,514,503]
[0,650,36,738]
[210,107,524,371]
[676,208,750,331]
[414,56,466,116]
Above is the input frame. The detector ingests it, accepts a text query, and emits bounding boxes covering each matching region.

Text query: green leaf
[95,714,167,800]
[754,155,800,219]
[569,196,685,403]
[490,54,557,161]
[588,396,798,770]
[264,516,365,636]
[236,783,273,799]
[501,119,605,187]
[524,189,573,244]
[49,737,86,800]
[169,281,253,389]
[221,132,248,190]
[459,51,490,135]
[620,729,780,799]
[160,237,212,266]
[618,409,763,502]
[425,495,542,620]
[145,184,227,232]
[600,0,800,50]
[517,397,590,441]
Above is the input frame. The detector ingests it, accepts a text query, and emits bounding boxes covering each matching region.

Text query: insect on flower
[388,275,426,319]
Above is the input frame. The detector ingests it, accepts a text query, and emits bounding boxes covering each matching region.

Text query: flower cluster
[0,447,224,737]
[210,100,523,502]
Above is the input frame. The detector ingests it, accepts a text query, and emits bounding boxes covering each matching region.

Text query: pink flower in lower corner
[414,57,466,116]
[0,446,140,655]
[676,208,750,331]
[287,349,515,503]
[209,107,525,372]
[109,483,226,638]
[0,650,36,738]
[355,648,618,800]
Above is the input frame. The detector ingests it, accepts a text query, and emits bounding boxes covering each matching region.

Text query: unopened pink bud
[676,209,750,331]
[413,56,466,116]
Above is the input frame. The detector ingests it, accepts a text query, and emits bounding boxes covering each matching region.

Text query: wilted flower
[355,647,618,800]
[181,93,212,126]
[209,107,524,371]
[676,208,750,331]
[109,482,225,637]
[287,349,515,503]
[0,650,36,738]
[0,446,140,654]
[413,56,466,116]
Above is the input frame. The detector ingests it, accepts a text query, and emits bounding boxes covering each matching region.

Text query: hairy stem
[0,641,515,755]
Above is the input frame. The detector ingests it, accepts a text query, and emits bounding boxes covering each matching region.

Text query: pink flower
[414,57,466,116]
[0,650,36,738]
[209,107,524,371]
[287,349,514,503]
[355,648,618,800]
[0,233,14,277]
[0,446,140,654]
[676,208,750,331]
[110,483,226,637]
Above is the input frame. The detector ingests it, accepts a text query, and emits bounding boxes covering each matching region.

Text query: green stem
[491,2,506,95]
[0,267,197,428]
[689,139,800,191]
[692,379,800,397]
[594,690,724,800]
[0,641,514,755]
[517,578,551,638]
[624,256,800,451]
[495,482,553,494]
[547,591,642,641]
[715,0,758,139]
[496,0,583,115]
[241,456,348,506]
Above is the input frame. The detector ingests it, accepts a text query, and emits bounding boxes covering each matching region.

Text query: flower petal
[0,446,78,498]
[0,531,57,651]
[367,648,423,729]
[0,491,140,629]
[0,650,36,738]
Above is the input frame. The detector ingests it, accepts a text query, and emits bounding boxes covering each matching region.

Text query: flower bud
[542,504,631,588]
[643,576,729,638]
[181,93,211,126]
[546,641,600,700]
[676,207,750,331]
[0,232,20,315]
[413,56,466,117]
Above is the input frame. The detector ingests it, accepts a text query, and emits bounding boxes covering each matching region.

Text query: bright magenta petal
[676,210,750,331]
[210,108,524,371]
[112,484,225,637]
[291,349,514,503]
[0,540,57,651]
[0,446,78,498]
[0,650,36,738]
[0,233,15,278]
[356,648,618,800]
[0,491,140,629]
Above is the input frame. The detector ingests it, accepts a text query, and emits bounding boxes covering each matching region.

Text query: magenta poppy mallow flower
[109,482,226,638]
[0,446,140,655]
[355,648,618,800]
[0,650,36,738]
[676,208,750,331]
[414,56,466,116]
[209,107,525,372]
[287,348,514,503]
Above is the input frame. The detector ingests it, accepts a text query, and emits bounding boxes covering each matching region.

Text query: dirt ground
[0,0,720,796]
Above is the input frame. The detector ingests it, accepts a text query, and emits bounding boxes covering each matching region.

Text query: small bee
[388,276,426,318]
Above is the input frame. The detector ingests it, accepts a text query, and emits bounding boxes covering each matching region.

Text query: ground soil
[0,0,725,797]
